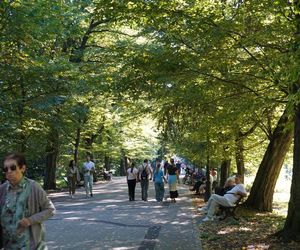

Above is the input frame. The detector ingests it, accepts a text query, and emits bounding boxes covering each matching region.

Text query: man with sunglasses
[0,153,56,249]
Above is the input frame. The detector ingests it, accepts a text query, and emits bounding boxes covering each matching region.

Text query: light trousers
[206,194,232,218]
[84,175,93,195]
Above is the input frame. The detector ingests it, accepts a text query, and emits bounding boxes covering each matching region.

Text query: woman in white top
[126,162,139,201]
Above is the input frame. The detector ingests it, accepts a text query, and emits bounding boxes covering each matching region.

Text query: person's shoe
[90,193,93,197]
[202,216,214,222]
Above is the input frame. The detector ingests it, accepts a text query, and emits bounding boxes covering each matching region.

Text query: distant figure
[153,163,167,202]
[139,159,152,201]
[163,160,169,176]
[0,153,55,249]
[167,158,179,203]
[67,160,80,198]
[126,162,139,201]
[175,161,181,175]
[83,155,95,198]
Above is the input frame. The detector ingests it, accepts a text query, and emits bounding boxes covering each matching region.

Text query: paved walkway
[45,177,202,250]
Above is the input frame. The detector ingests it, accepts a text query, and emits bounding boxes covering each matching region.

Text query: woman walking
[67,160,80,198]
[153,163,167,202]
[0,153,55,249]
[126,162,138,201]
[167,158,180,203]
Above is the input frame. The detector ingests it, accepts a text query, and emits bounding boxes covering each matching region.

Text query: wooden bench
[218,197,243,221]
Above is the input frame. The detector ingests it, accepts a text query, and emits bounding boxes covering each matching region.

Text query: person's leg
[199,195,214,211]
[161,183,165,201]
[132,179,136,201]
[127,181,132,200]
[68,177,72,195]
[195,181,203,193]
[206,195,231,219]
[72,175,76,195]
[129,180,135,200]
[141,180,145,200]
[144,180,149,201]
[155,183,159,201]
[84,175,89,197]
[89,175,93,196]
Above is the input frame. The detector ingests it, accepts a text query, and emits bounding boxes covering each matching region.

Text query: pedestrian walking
[167,158,180,203]
[67,160,80,198]
[139,159,152,201]
[153,162,167,202]
[0,153,55,249]
[83,155,95,198]
[126,162,138,201]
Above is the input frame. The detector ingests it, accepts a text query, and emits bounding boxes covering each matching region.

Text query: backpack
[141,167,148,180]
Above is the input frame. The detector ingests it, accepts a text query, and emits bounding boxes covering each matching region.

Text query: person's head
[225,177,235,187]
[69,160,75,168]
[235,174,243,184]
[3,153,26,187]
[155,158,160,166]
[156,163,161,170]
[86,155,91,162]
[143,159,148,165]
[170,158,175,164]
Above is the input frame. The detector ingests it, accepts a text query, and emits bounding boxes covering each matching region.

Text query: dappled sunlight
[217,226,252,235]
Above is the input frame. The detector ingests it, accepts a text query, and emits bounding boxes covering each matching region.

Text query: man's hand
[19,218,31,227]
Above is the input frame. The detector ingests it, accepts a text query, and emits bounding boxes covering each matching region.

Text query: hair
[4,153,26,167]
[143,159,148,163]
[170,158,175,164]
[226,177,235,183]
[69,160,75,168]
[131,162,135,173]
[156,163,161,170]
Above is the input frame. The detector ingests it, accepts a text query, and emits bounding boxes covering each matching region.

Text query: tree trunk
[235,136,245,183]
[244,108,293,211]
[204,151,211,202]
[275,105,300,242]
[74,128,81,165]
[44,129,59,190]
[104,155,110,171]
[220,159,231,187]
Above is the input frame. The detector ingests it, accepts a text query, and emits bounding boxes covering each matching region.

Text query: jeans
[155,182,165,202]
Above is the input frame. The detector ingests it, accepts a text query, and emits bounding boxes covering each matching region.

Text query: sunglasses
[3,164,17,172]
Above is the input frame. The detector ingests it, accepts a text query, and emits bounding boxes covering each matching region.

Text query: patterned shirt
[1,177,32,249]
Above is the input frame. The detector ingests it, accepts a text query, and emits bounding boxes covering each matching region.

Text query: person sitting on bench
[190,176,206,194]
[198,174,247,222]
[214,177,235,196]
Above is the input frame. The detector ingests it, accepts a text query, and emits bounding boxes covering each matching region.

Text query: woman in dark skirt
[167,158,179,203]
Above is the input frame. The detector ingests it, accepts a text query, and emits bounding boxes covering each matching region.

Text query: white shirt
[224,184,247,205]
[127,167,138,180]
[83,161,95,176]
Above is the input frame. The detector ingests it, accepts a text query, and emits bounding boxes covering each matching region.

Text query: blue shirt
[154,169,164,183]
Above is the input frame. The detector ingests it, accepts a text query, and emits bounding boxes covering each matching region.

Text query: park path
[45,177,202,250]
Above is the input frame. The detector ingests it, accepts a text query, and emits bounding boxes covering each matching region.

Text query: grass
[193,195,300,250]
